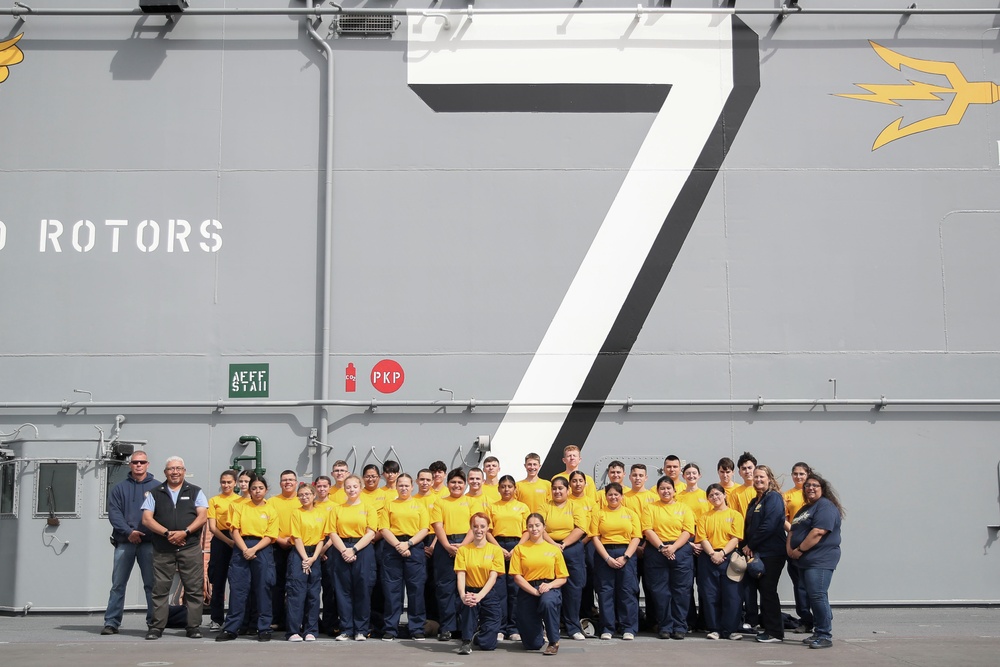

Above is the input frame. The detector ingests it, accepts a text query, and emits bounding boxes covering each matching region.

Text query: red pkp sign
[371,359,405,394]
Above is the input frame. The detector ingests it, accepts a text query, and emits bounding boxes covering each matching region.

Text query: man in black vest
[141,456,208,640]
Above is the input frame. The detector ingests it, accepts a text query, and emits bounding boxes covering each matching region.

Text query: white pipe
[303,0,335,484]
[4,5,1000,18]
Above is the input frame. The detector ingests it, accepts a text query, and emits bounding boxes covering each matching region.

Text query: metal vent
[336,14,398,37]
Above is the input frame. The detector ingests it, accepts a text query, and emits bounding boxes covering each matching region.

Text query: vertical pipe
[305,0,335,478]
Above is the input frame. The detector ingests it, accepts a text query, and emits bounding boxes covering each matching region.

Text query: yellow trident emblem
[0,33,24,85]
[838,41,999,151]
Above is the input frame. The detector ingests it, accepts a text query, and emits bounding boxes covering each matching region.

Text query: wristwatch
[163,529,169,537]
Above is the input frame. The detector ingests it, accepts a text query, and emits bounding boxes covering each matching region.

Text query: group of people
[102,446,844,654]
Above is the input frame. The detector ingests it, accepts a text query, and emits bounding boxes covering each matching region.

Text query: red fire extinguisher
[345,363,357,393]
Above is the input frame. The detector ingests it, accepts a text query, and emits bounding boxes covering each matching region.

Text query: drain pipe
[305,0,336,479]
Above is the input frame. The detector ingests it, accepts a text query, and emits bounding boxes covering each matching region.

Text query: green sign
[229,363,269,398]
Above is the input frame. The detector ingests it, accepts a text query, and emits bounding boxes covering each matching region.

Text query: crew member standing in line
[268,470,300,632]
[783,462,814,634]
[379,473,430,641]
[487,474,529,642]
[101,451,158,636]
[516,453,552,514]
[591,482,641,641]
[430,468,475,642]
[206,469,240,631]
[542,476,589,641]
[642,476,695,640]
[743,465,787,644]
[286,483,330,641]
[140,456,208,640]
[551,445,597,503]
[327,474,378,641]
[697,483,744,641]
[216,474,278,642]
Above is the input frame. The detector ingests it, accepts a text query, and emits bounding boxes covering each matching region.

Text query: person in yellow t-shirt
[429,460,449,499]
[482,456,502,502]
[465,468,491,515]
[783,462,814,634]
[487,475,529,641]
[597,460,627,510]
[454,512,505,654]
[330,460,350,505]
[551,445,598,503]
[567,470,597,623]
[325,475,378,641]
[286,483,331,641]
[696,483,744,641]
[510,513,568,656]
[641,476,696,639]
[542,476,588,641]
[269,470,301,632]
[379,473,431,641]
[431,468,475,641]
[591,482,641,640]
[380,460,400,502]
[729,453,758,517]
[218,474,279,641]
[206,470,239,630]
[516,453,551,514]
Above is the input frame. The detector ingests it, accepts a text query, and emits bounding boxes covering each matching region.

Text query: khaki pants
[151,546,204,630]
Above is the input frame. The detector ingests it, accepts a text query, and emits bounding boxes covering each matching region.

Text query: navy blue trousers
[223,538,274,634]
[381,543,427,637]
[458,585,501,649]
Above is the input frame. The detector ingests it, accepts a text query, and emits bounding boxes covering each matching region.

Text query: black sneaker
[215,631,238,642]
[100,626,118,636]
[657,631,670,639]
[670,632,685,640]
[802,635,818,645]
[755,632,782,643]
[437,631,452,641]
[809,638,833,649]
[145,629,162,641]
[186,628,203,639]
[458,642,472,655]
[258,631,272,642]
[412,631,426,641]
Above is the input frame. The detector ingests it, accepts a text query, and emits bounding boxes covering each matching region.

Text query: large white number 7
[408,12,760,473]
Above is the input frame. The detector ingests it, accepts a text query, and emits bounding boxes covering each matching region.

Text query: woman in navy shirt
[787,472,844,650]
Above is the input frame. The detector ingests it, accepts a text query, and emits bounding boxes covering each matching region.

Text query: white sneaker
[497,632,504,641]
[706,631,720,640]
[622,632,635,641]
[354,633,366,641]
[304,634,316,642]
[509,633,521,642]
[571,632,585,641]
[729,633,743,641]
[381,636,394,642]
[209,621,221,631]
[600,632,612,640]
[335,633,350,641]
[288,634,303,642]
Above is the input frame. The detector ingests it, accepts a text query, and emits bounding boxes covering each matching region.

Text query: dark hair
[664,455,680,464]
[526,512,545,527]
[792,462,813,475]
[705,483,727,504]
[447,467,467,483]
[607,460,625,471]
[630,463,647,473]
[551,476,569,490]
[315,475,332,485]
[737,452,757,468]
[498,474,516,487]
[429,460,447,473]
[568,470,586,483]
[717,457,734,471]
[682,462,700,474]
[604,482,623,496]
[417,468,432,477]
[219,470,238,482]
[363,463,380,476]
[806,472,846,518]
[280,469,297,480]
[483,456,499,465]
[396,472,413,485]
[248,474,268,490]
[655,475,675,491]
[382,460,400,474]
[468,467,484,476]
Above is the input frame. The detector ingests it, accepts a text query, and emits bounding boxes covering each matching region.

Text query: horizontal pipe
[3,397,1000,411]
[2,5,1000,18]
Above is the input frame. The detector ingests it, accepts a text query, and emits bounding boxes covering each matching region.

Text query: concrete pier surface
[1,607,998,667]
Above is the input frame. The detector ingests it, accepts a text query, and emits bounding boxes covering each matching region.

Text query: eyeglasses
[165,466,185,472]
[803,483,821,489]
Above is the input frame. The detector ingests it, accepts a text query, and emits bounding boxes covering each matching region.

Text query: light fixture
[139,0,188,14]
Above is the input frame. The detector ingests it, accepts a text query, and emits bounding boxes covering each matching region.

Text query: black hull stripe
[410,83,671,113]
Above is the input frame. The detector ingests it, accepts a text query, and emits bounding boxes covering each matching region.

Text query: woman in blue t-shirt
[786,473,844,650]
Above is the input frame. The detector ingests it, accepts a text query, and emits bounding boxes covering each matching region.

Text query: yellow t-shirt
[290,506,329,546]
[569,496,596,536]
[509,540,569,581]
[516,478,552,514]
[381,486,399,502]
[464,492,491,516]
[728,483,757,517]
[207,492,239,532]
[641,500,695,542]
[552,471,598,503]
[454,542,505,588]
[590,505,641,545]
[268,493,302,538]
[330,486,348,505]
[541,501,588,542]
[783,488,805,524]
[360,487,388,514]
[488,498,529,538]
[231,498,279,539]
[381,497,430,537]
[623,487,657,515]
[430,495,475,535]
[696,507,744,550]
[676,487,711,521]
[483,485,502,504]
[327,501,378,539]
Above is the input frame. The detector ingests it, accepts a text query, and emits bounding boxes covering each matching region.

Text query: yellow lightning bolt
[0,33,24,85]
[837,41,1000,150]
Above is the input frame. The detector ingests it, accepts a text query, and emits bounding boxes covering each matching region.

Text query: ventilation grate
[335,14,398,37]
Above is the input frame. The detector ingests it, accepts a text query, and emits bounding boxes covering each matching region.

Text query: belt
[528,578,554,587]
[302,545,317,556]
[393,534,413,541]
[466,586,483,593]
[446,533,466,542]
[243,535,264,540]
[342,537,361,546]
